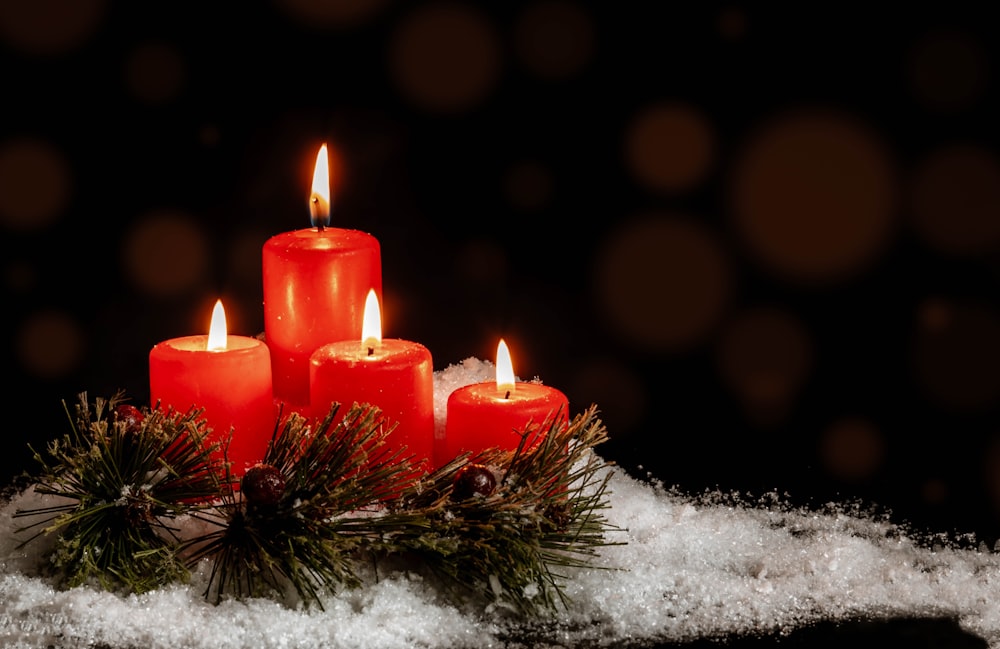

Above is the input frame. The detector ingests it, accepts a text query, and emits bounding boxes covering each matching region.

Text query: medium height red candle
[309,289,435,472]
[262,144,382,410]
[149,300,275,476]
[441,339,569,467]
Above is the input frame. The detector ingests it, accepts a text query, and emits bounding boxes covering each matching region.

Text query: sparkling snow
[3,358,1000,648]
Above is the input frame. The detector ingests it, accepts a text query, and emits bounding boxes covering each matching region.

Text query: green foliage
[13,394,623,617]
[13,392,223,593]
[184,403,417,606]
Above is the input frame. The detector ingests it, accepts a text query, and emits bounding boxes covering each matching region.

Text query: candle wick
[310,196,326,231]
[504,390,511,399]
[367,346,375,356]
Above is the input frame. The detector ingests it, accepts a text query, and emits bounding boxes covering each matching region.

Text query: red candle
[262,143,382,410]
[309,289,435,472]
[149,300,275,476]
[441,339,569,467]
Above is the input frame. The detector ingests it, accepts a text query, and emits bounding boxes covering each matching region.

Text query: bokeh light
[272,0,388,28]
[912,298,1000,412]
[909,144,1000,255]
[124,40,186,105]
[503,160,554,212]
[0,138,72,231]
[121,210,210,298]
[389,3,501,113]
[717,6,747,40]
[512,0,594,80]
[593,214,730,352]
[15,309,85,379]
[625,102,715,194]
[982,438,1000,520]
[818,417,886,483]
[0,0,106,56]
[907,29,988,112]
[3,261,37,293]
[715,306,812,425]
[226,227,270,294]
[729,110,897,284]
[454,239,509,289]
[568,356,647,437]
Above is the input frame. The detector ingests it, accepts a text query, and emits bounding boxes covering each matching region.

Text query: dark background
[3,0,1000,559]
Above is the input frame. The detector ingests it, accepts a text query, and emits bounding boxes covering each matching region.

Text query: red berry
[114,404,145,434]
[241,464,286,506]
[452,464,497,501]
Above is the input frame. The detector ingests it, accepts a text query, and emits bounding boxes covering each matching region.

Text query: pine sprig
[12,392,224,593]
[371,404,623,616]
[11,394,624,618]
[183,402,421,607]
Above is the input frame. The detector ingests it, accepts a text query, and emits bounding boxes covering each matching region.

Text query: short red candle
[149,300,275,476]
[441,339,569,467]
[309,290,435,472]
[262,144,382,410]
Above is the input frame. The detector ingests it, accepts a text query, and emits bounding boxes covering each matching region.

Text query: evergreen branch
[12,392,225,593]
[11,393,625,619]
[370,404,624,616]
[183,402,421,608]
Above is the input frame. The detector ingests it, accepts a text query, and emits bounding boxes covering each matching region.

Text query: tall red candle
[262,144,382,410]
[309,289,435,472]
[149,300,275,476]
[441,339,568,467]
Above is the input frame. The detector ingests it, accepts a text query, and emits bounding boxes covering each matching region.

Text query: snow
[3,358,1000,648]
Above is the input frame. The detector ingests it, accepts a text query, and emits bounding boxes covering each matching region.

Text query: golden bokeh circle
[0,0,106,56]
[272,0,388,28]
[907,29,988,112]
[0,138,72,231]
[125,41,186,105]
[568,356,647,436]
[503,160,554,212]
[729,110,897,284]
[625,102,715,193]
[715,306,812,407]
[909,144,1000,255]
[455,239,509,289]
[912,298,1000,412]
[389,3,501,113]
[122,210,210,298]
[16,309,86,379]
[513,0,595,80]
[594,214,730,352]
[819,417,886,483]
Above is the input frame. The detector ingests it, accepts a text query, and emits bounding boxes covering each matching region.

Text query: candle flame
[496,338,515,394]
[207,299,227,351]
[309,143,331,228]
[361,288,381,353]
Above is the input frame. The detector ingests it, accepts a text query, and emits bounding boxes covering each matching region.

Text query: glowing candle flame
[309,143,331,228]
[207,299,227,351]
[496,339,515,396]
[361,289,381,354]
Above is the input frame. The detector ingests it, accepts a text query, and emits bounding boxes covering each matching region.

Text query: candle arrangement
[262,144,382,410]
[8,144,618,617]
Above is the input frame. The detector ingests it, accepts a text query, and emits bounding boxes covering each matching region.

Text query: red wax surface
[310,339,434,471]
[149,335,275,476]
[441,381,569,467]
[262,227,381,410]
